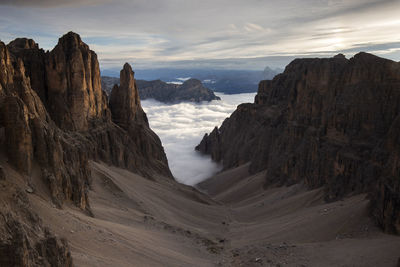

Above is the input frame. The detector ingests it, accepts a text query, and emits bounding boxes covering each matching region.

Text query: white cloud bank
[141,92,256,185]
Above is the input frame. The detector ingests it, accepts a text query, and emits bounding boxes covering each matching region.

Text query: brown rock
[0,165,5,180]
[110,63,146,129]
[0,41,15,95]
[0,33,175,267]
[0,187,73,267]
[7,38,47,103]
[197,52,400,233]
[1,96,33,174]
[1,32,172,212]
[107,63,172,178]
[45,31,109,131]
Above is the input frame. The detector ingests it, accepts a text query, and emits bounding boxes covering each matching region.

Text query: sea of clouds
[141,92,256,186]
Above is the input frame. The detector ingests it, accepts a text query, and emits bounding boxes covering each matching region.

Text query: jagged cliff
[196,53,400,234]
[0,32,171,266]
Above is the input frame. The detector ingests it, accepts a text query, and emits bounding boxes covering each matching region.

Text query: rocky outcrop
[7,38,47,103]
[0,31,173,265]
[137,78,220,103]
[196,53,400,233]
[1,38,91,210]
[45,32,110,131]
[8,33,111,132]
[0,32,171,209]
[0,183,73,267]
[104,63,171,178]
[102,76,220,103]
[110,63,146,129]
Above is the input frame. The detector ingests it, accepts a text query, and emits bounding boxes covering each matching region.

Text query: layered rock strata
[1,32,171,208]
[0,31,173,265]
[196,53,400,233]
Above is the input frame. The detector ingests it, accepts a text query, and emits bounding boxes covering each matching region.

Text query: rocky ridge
[196,53,400,234]
[102,76,221,103]
[0,32,171,265]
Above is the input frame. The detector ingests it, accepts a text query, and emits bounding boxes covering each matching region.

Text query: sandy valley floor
[17,161,400,266]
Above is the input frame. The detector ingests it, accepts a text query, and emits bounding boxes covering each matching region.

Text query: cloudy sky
[0,0,399,69]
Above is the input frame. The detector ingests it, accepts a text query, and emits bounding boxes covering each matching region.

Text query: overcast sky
[0,0,399,70]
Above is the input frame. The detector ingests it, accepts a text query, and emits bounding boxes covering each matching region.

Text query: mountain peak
[333,53,346,59]
[120,62,135,91]
[8,38,38,50]
[57,31,85,49]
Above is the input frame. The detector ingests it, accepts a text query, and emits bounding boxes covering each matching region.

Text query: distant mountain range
[102,76,220,103]
[101,67,282,94]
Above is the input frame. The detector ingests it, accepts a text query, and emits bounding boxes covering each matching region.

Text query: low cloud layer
[141,93,256,185]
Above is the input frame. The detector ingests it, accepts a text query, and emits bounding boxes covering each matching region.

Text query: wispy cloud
[0,0,399,69]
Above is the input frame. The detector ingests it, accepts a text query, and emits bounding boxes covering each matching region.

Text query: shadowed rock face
[108,63,172,178]
[196,53,400,234]
[0,32,172,208]
[0,185,73,267]
[0,32,172,260]
[0,31,173,265]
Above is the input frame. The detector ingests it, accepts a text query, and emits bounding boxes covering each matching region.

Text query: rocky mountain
[102,67,282,94]
[102,76,220,103]
[137,78,220,103]
[196,53,400,234]
[0,32,171,266]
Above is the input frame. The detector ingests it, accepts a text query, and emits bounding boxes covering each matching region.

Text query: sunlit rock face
[197,53,400,234]
[45,32,110,131]
[0,31,174,265]
[0,32,172,210]
[110,63,146,129]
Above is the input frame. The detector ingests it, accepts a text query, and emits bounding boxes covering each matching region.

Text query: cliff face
[107,63,172,177]
[110,63,146,129]
[45,32,110,131]
[196,53,400,234]
[7,33,110,132]
[0,32,172,265]
[1,32,171,208]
